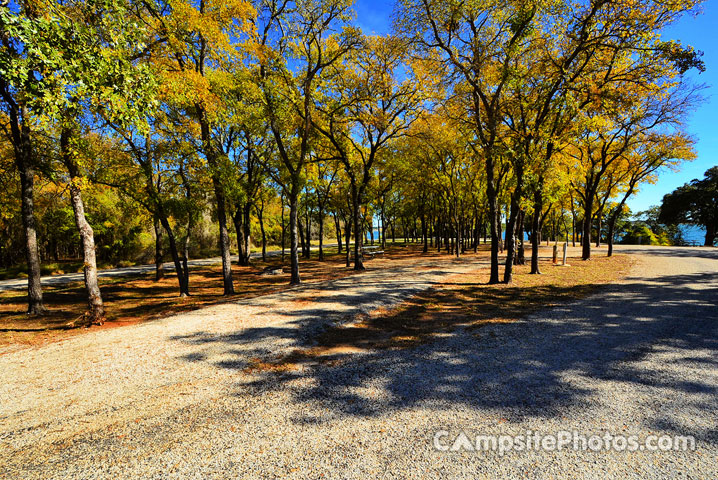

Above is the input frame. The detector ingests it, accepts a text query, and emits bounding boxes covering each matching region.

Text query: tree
[95,126,192,297]
[604,131,695,256]
[659,166,718,246]
[138,0,255,294]
[256,0,360,283]
[1,0,155,316]
[396,0,538,283]
[316,34,423,270]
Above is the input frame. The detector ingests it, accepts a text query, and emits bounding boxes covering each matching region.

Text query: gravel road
[0,245,715,479]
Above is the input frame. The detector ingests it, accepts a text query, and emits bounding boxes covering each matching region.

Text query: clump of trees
[0,0,705,321]
[659,166,718,246]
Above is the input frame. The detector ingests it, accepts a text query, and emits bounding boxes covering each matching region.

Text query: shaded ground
[0,245,414,347]
[247,254,631,372]
[0,246,715,479]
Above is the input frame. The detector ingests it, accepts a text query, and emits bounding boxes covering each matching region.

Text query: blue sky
[353,0,717,213]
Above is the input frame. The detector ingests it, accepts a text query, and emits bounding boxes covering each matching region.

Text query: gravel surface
[1,245,716,479]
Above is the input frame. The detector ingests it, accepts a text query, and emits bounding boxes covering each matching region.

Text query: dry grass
[0,244,448,348]
[0,253,356,348]
[248,253,634,372]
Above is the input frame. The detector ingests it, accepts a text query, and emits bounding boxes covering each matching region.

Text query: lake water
[680,224,707,245]
[366,224,709,245]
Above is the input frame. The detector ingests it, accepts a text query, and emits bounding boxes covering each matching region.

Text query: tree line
[0,0,703,321]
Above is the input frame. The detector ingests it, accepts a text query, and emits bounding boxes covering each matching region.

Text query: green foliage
[659,167,718,228]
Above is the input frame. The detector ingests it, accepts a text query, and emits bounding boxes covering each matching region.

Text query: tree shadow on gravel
[171,261,717,442]
[616,246,718,260]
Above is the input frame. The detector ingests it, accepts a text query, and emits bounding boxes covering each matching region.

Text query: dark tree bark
[298,216,306,258]
[178,165,194,265]
[380,210,387,250]
[281,195,286,262]
[303,206,312,259]
[503,162,524,283]
[705,222,716,247]
[198,107,234,294]
[257,199,267,262]
[516,210,526,266]
[606,186,635,257]
[238,211,247,267]
[317,206,325,261]
[242,203,252,265]
[436,220,442,252]
[233,202,252,267]
[351,185,365,271]
[581,194,594,261]
[333,213,342,254]
[154,219,165,281]
[157,214,190,297]
[344,212,352,267]
[570,191,577,247]
[421,212,428,253]
[531,187,543,275]
[8,101,46,315]
[289,190,301,285]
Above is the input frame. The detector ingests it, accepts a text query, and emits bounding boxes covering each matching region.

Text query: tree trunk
[421,213,428,253]
[233,209,247,267]
[157,215,190,297]
[289,192,301,285]
[298,217,306,259]
[281,196,286,262]
[304,207,311,259]
[531,189,543,275]
[198,107,234,294]
[455,215,461,258]
[257,201,267,262]
[439,219,445,253]
[704,222,716,247]
[582,196,594,260]
[503,199,519,283]
[572,214,577,247]
[516,210,526,265]
[183,220,192,262]
[16,129,46,315]
[352,189,364,271]
[344,214,352,267]
[318,206,325,261]
[216,190,234,294]
[242,202,251,265]
[381,211,387,249]
[333,213,342,254]
[62,130,104,323]
[488,193,500,283]
[154,219,165,281]
[607,218,616,257]
[68,183,105,323]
